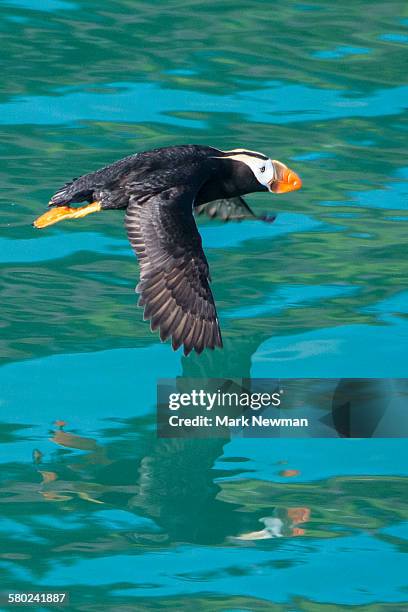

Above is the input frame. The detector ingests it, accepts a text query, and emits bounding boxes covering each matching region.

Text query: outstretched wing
[195,196,276,223]
[125,186,223,356]
[195,196,256,221]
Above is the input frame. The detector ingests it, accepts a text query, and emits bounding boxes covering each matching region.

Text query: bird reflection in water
[234,507,310,541]
[28,326,312,547]
[31,410,311,548]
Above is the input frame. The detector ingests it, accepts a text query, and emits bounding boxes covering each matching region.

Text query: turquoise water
[1,0,408,609]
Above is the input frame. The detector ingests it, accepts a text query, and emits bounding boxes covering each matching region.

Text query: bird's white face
[219,149,274,190]
[218,148,302,194]
[234,154,276,189]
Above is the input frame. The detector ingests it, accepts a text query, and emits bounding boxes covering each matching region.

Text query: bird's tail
[48,177,93,207]
[34,173,101,229]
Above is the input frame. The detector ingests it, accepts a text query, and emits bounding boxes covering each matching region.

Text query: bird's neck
[195,175,249,206]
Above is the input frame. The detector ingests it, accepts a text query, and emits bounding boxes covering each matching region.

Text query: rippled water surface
[1,0,407,609]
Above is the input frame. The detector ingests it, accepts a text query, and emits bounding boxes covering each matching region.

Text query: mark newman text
[168,415,309,428]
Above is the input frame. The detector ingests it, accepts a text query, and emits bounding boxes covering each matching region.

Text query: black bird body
[35,144,302,356]
[50,145,263,211]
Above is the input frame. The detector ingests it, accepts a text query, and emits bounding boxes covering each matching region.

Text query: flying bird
[33,145,302,356]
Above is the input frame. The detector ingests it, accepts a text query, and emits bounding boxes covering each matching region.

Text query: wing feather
[125,187,223,356]
[195,196,256,221]
[195,196,276,224]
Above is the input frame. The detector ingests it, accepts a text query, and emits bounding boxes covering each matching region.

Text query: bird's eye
[260,165,266,173]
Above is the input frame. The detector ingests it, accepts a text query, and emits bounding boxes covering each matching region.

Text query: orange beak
[269,160,302,194]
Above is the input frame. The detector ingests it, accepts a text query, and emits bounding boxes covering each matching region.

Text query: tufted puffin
[33,145,302,356]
